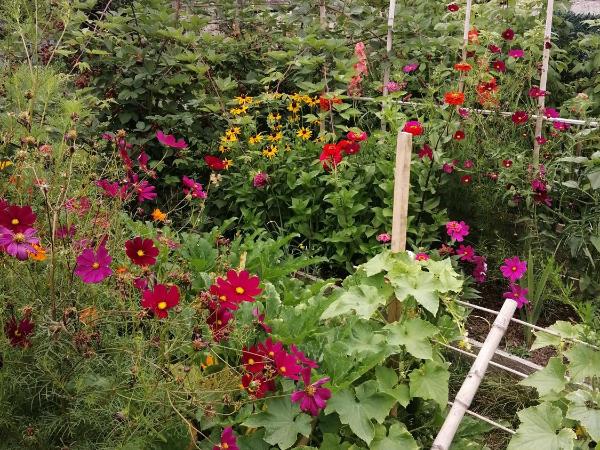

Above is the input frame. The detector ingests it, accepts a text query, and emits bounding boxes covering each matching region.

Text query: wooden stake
[458,0,473,93]
[391,131,412,254]
[381,0,397,131]
[431,299,518,450]
[532,0,554,167]
[320,0,327,135]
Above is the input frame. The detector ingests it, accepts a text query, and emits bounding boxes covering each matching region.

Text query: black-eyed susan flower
[267,131,283,142]
[296,127,312,140]
[262,145,278,159]
[287,101,300,114]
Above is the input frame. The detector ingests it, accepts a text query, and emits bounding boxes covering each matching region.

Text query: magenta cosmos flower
[500,256,527,282]
[291,368,331,416]
[212,427,238,450]
[415,252,429,261]
[446,221,470,242]
[5,316,34,348]
[503,284,529,308]
[156,130,187,149]
[457,244,475,262]
[508,49,524,58]
[403,63,419,73]
[141,284,180,319]
[0,226,39,260]
[0,205,37,232]
[75,244,113,283]
[182,176,207,199]
[136,180,157,203]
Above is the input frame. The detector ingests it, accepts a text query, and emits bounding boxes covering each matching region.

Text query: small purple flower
[500,256,527,282]
[0,226,39,260]
[507,49,524,58]
[458,108,470,118]
[385,81,401,92]
[377,233,391,243]
[253,172,269,189]
[74,244,113,284]
[291,368,331,416]
[503,284,529,308]
[553,121,570,132]
[403,63,419,73]
[446,221,470,242]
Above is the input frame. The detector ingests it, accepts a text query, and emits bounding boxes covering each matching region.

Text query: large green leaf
[375,366,410,407]
[325,389,375,445]
[424,259,463,293]
[566,389,600,441]
[242,398,312,449]
[530,321,581,351]
[355,380,396,424]
[384,318,438,360]
[520,357,567,398]
[564,344,600,383]
[392,270,440,315]
[370,423,418,450]
[507,402,576,450]
[409,360,450,408]
[360,250,396,276]
[320,285,387,320]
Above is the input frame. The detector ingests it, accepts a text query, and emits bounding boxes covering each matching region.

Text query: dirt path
[571,0,600,15]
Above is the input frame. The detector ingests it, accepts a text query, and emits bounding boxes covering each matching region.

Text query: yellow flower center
[306,385,316,396]
[512,266,517,271]
[157,301,168,310]
[269,351,274,357]
[14,233,25,243]
[219,295,227,302]
[280,366,286,373]
[235,287,245,294]
[92,262,100,269]
[137,249,145,257]
[11,218,19,225]
[222,444,229,449]
[217,320,222,325]
[248,358,255,365]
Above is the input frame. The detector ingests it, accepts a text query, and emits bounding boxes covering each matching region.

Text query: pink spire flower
[503,284,529,308]
[156,130,187,149]
[500,256,527,282]
[212,427,239,450]
[75,244,113,283]
[446,221,470,242]
[182,176,207,199]
[291,368,332,416]
[0,226,39,260]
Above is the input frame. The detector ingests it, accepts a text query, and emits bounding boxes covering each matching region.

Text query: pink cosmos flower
[418,144,433,160]
[56,224,76,240]
[212,427,238,450]
[156,130,187,149]
[553,121,570,132]
[528,87,547,98]
[135,180,157,202]
[456,244,476,262]
[463,160,474,169]
[472,255,488,283]
[507,49,524,58]
[377,233,391,243]
[503,284,529,308]
[75,244,113,284]
[500,256,527,282]
[536,135,548,145]
[5,316,34,348]
[65,197,91,217]
[0,226,39,260]
[182,176,207,199]
[415,252,429,261]
[544,107,559,118]
[442,162,455,174]
[290,344,318,369]
[446,221,470,242]
[96,180,129,200]
[141,284,180,319]
[291,368,331,416]
[511,110,529,125]
[253,172,269,188]
[403,63,419,73]
[274,349,302,380]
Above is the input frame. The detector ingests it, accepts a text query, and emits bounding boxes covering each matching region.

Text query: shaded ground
[571,0,600,14]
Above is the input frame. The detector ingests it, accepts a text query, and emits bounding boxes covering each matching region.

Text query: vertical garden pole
[381,0,397,131]
[388,130,412,323]
[320,0,327,135]
[458,0,473,93]
[431,299,518,450]
[532,0,554,166]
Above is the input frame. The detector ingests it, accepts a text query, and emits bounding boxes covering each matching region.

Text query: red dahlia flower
[0,205,37,232]
[204,155,227,171]
[502,159,513,168]
[156,130,188,149]
[418,144,433,160]
[488,44,502,54]
[5,316,34,348]
[212,427,238,450]
[336,139,360,155]
[402,121,424,136]
[125,237,159,266]
[511,110,529,125]
[447,3,459,12]
[347,130,367,142]
[453,130,466,141]
[319,96,342,111]
[319,143,343,170]
[141,284,180,319]
[502,28,515,40]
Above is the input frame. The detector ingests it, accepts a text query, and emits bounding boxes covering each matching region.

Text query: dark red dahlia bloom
[418,144,433,160]
[0,205,37,233]
[5,316,34,348]
[460,175,472,184]
[447,3,459,12]
[502,28,515,40]
[206,302,233,342]
[204,155,226,171]
[319,144,343,170]
[511,110,529,125]
[141,284,180,319]
[453,130,465,141]
[125,237,159,266]
[491,60,506,73]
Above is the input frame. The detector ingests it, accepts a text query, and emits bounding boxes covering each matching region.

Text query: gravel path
[571,0,600,15]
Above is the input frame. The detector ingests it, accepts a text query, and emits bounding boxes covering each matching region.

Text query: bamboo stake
[532,0,555,166]
[320,0,327,135]
[381,0,397,131]
[387,131,412,323]
[391,131,412,253]
[447,402,516,435]
[431,299,518,450]
[458,0,473,93]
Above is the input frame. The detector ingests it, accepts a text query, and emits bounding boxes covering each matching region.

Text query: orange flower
[151,208,167,222]
[454,62,472,72]
[468,28,479,44]
[444,92,465,106]
[28,244,47,261]
[115,266,128,274]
